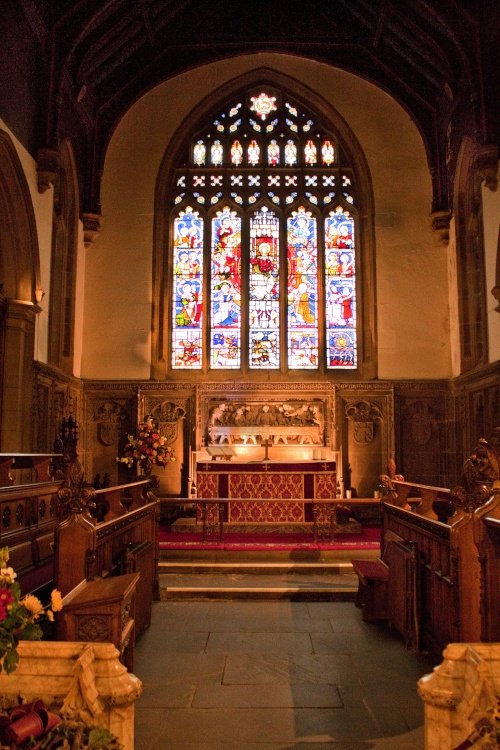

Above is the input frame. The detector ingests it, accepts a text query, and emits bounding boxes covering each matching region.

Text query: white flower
[0,567,17,583]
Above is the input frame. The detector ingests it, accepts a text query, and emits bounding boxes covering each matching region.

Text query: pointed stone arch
[0,129,41,449]
[0,130,40,301]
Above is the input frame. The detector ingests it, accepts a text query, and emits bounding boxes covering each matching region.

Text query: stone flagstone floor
[133,599,439,749]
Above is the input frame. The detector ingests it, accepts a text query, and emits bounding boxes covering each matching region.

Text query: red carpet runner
[158,525,381,552]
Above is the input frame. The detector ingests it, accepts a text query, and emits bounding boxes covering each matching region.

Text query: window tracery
[169,87,359,372]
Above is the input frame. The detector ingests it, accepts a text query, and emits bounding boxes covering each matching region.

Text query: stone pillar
[0,299,38,450]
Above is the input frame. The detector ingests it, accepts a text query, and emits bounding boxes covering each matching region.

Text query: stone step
[159,564,360,601]
[159,547,379,563]
[159,560,354,575]
[160,578,358,601]
[169,517,362,535]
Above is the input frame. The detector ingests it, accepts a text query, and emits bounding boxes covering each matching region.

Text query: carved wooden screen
[170,87,358,372]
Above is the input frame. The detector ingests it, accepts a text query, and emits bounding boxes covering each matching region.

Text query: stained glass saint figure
[193,140,206,166]
[231,140,243,166]
[321,140,335,166]
[284,140,297,166]
[248,139,260,166]
[304,139,317,165]
[211,140,223,166]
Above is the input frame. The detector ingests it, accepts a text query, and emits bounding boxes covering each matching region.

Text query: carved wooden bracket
[36,147,60,193]
[474,144,499,192]
[82,212,103,248]
[431,210,452,246]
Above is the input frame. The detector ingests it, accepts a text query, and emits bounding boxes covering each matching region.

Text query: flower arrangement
[0,547,63,674]
[116,416,175,470]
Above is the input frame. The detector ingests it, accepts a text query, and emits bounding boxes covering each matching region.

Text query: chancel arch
[153,70,377,381]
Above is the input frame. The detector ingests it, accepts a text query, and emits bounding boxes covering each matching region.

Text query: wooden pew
[54,461,159,668]
[475,513,500,642]
[355,430,499,655]
[381,500,473,654]
[0,452,64,595]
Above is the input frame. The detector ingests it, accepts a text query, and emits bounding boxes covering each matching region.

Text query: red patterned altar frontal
[197,472,219,498]
[196,461,336,524]
[230,500,304,523]
[314,473,337,498]
[229,472,304,522]
[229,472,303,499]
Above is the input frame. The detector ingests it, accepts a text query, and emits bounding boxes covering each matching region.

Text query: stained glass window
[169,88,359,372]
[172,207,204,369]
[325,207,357,368]
[249,207,280,369]
[287,207,318,368]
[211,207,242,368]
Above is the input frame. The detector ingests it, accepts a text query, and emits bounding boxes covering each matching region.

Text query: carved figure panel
[205,399,325,445]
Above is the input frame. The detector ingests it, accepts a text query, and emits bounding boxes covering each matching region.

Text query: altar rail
[160,497,378,540]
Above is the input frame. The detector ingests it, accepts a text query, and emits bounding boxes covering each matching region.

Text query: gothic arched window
[169,88,359,373]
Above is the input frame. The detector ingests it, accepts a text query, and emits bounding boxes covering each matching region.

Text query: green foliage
[0,546,61,674]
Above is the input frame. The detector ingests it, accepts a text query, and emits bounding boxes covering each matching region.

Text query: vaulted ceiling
[11,0,500,215]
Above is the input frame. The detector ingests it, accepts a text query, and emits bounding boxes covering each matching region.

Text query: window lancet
[170,88,358,372]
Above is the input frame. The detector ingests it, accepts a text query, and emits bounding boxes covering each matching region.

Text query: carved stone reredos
[205,399,325,446]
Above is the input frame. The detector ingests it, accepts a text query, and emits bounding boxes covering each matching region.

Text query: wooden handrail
[94,478,154,520]
[159,496,380,504]
[0,453,64,486]
[159,496,379,541]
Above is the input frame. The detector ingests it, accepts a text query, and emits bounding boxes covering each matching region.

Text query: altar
[196,459,337,523]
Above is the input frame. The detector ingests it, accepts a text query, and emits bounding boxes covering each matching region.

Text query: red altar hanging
[196,460,336,523]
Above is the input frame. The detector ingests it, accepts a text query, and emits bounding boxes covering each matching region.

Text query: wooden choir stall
[352,427,500,655]
[54,461,159,671]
